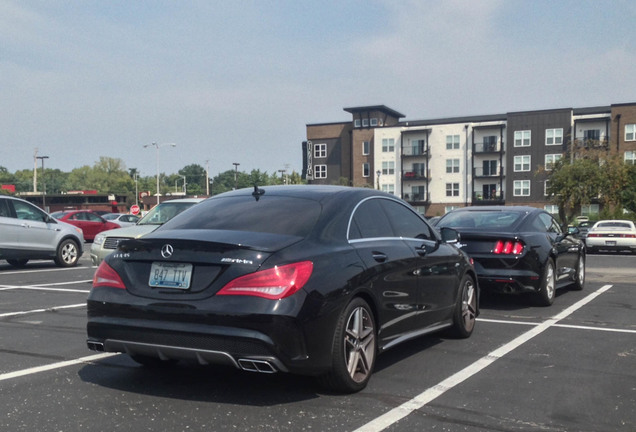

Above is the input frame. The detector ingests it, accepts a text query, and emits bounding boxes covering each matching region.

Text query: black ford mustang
[87,185,478,392]
[435,206,585,306]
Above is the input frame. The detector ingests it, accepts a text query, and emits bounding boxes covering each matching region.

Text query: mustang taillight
[93,261,126,290]
[493,240,524,255]
[217,261,313,300]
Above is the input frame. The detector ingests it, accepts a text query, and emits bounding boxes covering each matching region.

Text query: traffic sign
[130,204,140,215]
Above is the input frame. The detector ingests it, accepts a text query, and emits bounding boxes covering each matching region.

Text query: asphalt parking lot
[0,250,634,431]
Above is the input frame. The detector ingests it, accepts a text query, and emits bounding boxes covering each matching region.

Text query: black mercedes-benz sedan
[87,185,478,392]
[435,206,585,306]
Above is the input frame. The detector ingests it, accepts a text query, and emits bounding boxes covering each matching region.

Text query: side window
[349,199,394,240]
[379,199,432,240]
[86,213,102,222]
[13,201,47,222]
[535,213,560,233]
[0,199,11,218]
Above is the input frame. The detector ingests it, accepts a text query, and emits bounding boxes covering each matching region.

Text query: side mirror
[440,227,460,243]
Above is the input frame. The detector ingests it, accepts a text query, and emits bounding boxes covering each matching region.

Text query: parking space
[0,254,634,431]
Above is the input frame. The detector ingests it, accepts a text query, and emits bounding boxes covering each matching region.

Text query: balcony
[404,192,429,205]
[573,138,609,151]
[473,142,502,154]
[472,191,505,205]
[402,170,428,181]
[402,146,429,157]
[473,167,504,178]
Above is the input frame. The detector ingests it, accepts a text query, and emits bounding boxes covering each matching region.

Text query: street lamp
[233,162,240,190]
[36,155,49,209]
[376,170,381,190]
[144,142,176,205]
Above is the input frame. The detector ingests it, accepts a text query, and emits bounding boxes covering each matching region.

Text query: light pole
[181,175,186,194]
[233,162,240,190]
[144,142,176,205]
[36,155,49,209]
[376,170,381,190]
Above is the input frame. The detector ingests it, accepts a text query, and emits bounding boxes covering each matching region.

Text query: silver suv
[91,198,204,266]
[0,195,85,267]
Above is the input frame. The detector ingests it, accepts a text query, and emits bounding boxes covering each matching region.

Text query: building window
[544,204,559,215]
[446,135,460,150]
[514,155,531,172]
[362,141,370,155]
[546,128,563,146]
[314,165,327,179]
[545,154,562,170]
[354,119,361,128]
[626,124,636,141]
[446,159,460,173]
[544,180,551,196]
[445,183,460,197]
[382,161,395,175]
[382,138,395,152]
[513,180,530,196]
[381,184,395,194]
[625,151,636,165]
[362,118,369,127]
[314,143,327,158]
[514,130,531,147]
[370,118,378,127]
[362,163,370,177]
[581,204,600,216]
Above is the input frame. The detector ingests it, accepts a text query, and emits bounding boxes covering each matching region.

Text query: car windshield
[437,210,525,231]
[137,202,199,225]
[160,196,321,237]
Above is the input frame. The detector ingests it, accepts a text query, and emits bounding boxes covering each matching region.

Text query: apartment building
[303,102,635,217]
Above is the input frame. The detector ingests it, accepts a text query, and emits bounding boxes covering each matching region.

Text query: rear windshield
[159,196,321,237]
[437,211,524,231]
[596,222,633,229]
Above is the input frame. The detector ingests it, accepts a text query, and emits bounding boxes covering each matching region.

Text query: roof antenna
[252,184,265,201]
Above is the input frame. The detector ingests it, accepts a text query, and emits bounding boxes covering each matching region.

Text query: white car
[585,220,636,254]
[102,213,140,228]
[0,195,85,267]
[90,198,204,266]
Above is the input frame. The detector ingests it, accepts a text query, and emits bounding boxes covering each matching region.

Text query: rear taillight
[217,261,313,300]
[93,261,126,290]
[493,240,524,255]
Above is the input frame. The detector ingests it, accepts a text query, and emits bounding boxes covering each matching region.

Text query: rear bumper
[86,292,339,376]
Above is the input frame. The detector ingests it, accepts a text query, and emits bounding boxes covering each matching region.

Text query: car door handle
[372,252,387,262]
[415,245,427,256]
[21,223,30,228]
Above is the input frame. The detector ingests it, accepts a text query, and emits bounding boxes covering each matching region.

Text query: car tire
[447,274,477,339]
[7,259,29,267]
[572,253,585,291]
[536,258,556,306]
[54,239,80,267]
[319,297,376,393]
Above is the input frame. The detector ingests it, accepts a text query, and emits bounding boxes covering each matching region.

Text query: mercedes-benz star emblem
[161,244,174,258]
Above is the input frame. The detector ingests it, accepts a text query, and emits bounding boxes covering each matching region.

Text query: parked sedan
[90,198,204,266]
[51,210,120,241]
[586,220,636,254]
[87,186,478,392]
[102,213,140,228]
[436,206,585,306]
[0,195,84,267]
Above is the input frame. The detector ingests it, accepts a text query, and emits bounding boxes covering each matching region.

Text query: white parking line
[0,266,93,276]
[0,280,93,292]
[0,303,86,318]
[0,353,118,382]
[479,318,636,334]
[354,284,614,432]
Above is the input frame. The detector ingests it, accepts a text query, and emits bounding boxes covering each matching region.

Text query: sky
[2,0,636,179]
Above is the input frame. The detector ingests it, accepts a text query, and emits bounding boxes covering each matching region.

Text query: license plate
[149,262,193,289]
[605,241,617,246]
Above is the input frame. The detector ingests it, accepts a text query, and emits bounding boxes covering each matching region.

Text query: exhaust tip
[238,359,277,374]
[87,340,105,352]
